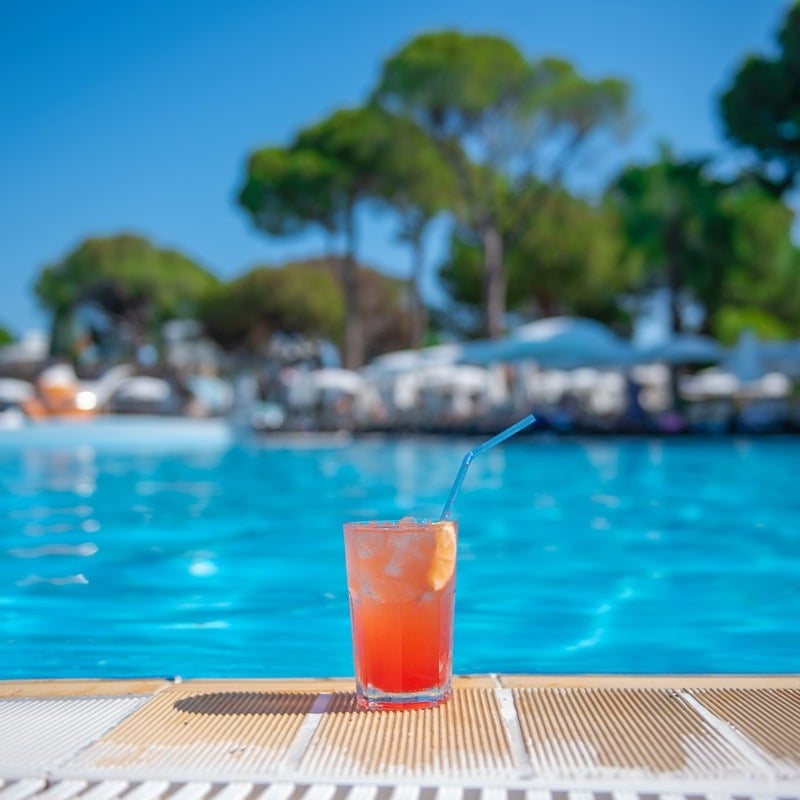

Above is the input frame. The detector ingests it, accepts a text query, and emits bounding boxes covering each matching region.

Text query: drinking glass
[343,517,457,710]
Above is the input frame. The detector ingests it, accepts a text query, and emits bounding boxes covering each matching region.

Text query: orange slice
[427,521,457,590]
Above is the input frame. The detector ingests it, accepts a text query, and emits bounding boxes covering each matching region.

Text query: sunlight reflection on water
[1,425,799,677]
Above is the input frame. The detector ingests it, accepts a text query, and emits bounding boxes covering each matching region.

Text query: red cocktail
[343,517,457,709]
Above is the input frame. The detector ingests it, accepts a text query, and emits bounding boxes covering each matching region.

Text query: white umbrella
[0,331,49,365]
[363,344,460,377]
[738,372,792,400]
[415,364,491,393]
[681,367,792,402]
[114,376,173,403]
[723,330,765,382]
[463,316,635,368]
[636,333,725,365]
[287,368,365,408]
[37,362,78,388]
[680,369,740,400]
[0,378,36,403]
[307,368,365,394]
[723,331,800,379]
[186,375,235,414]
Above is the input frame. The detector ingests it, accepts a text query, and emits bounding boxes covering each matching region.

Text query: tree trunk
[665,229,684,411]
[481,224,506,339]
[49,308,72,358]
[409,235,428,350]
[665,226,683,335]
[341,212,364,369]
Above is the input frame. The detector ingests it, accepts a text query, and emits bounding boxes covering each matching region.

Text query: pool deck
[1,675,798,800]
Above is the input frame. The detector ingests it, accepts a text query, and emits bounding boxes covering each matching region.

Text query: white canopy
[462,316,636,368]
[0,378,36,403]
[636,333,725,365]
[287,368,366,407]
[362,344,460,377]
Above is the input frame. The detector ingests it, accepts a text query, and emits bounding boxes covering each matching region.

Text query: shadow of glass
[174,690,360,716]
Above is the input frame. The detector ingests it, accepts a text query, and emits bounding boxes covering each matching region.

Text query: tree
[608,150,800,342]
[239,146,343,237]
[440,180,636,332]
[367,114,457,349]
[354,264,414,361]
[712,183,800,341]
[720,3,800,196]
[35,233,219,359]
[0,325,13,347]
[607,151,732,335]
[197,261,344,354]
[373,32,631,337]
[198,258,413,361]
[239,105,423,368]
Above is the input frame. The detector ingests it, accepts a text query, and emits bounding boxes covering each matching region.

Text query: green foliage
[373,30,632,337]
[240,104,458,366]
[713,307,795,344]
[712,184,800,340]
[355,265,414,361]
[523,58,631,175]
[440,183,636,332]
[36,233,219,321]
[374,31,531,137]
[296,106,402,184]
[0,325,13,346]
[509,192,635,327]
[608,150,800,339]
[607,152,732,332]
[198,262,345,352]
[294,104,457,224]
[34,233,220,357]
[375,34,630,202]
[366,111,457,233]
[198,258,413,360]
[239,147,344,235]
[720,2,800,195]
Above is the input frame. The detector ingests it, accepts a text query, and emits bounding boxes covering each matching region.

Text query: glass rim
[343,518,457,531]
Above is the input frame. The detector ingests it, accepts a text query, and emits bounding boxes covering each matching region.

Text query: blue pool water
[1,420,799,678]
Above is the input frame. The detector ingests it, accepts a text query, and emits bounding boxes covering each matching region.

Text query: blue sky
[0,0,791,335]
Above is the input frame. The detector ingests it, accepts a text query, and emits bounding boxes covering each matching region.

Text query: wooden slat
[512,687,765,779]
[690,687,800,774]
[0,697,147,775]
[298,689,515,781]
[62,690,313,781]
[0,678,797,794]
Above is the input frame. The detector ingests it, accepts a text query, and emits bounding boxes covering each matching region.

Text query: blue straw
[439,413,536,521]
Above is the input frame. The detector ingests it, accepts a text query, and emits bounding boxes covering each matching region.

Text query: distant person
[619,377,650,432]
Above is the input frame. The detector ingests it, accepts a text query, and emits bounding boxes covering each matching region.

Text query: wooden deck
[1,676,798,800]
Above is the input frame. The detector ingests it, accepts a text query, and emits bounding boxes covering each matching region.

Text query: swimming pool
[1,420,798,678]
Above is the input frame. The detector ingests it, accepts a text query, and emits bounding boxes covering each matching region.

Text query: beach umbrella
[0,378,36,403]
[306,368,365,394]
[737,372,792,400]
[362,343,460,377]
[414,364,492,393]
[636,333,725,365]
[723,330,800,379]
[114,376,173,403]
[186,375,235,414]
[462,316,635,368]
[287,368,366,408]
[681,366,792,402]
[680,369,740,400]
[722,330,766,382]
[0,331,49,366]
